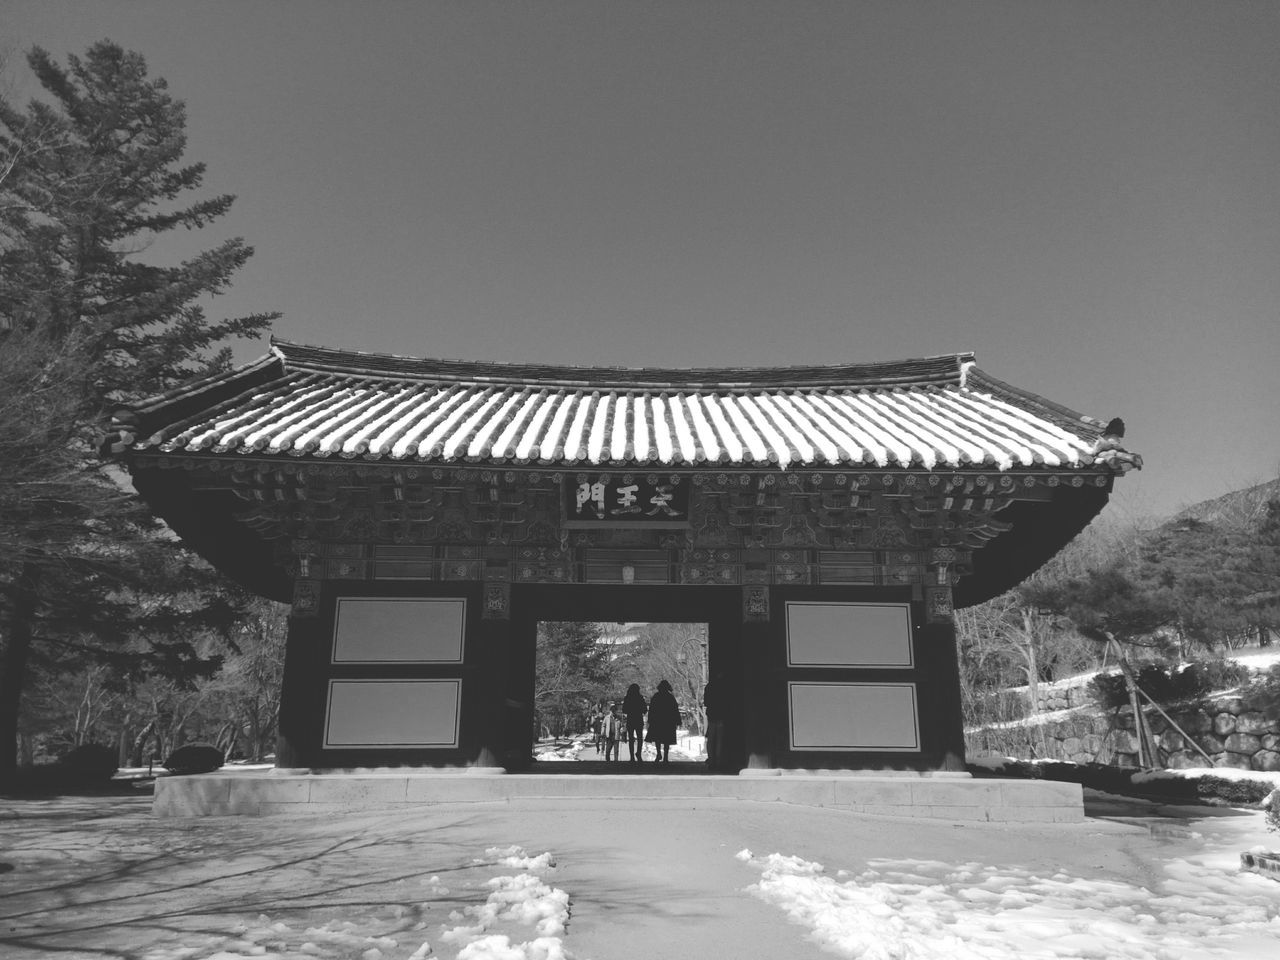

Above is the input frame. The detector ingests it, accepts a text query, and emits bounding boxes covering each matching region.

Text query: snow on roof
[118,339,1140,474]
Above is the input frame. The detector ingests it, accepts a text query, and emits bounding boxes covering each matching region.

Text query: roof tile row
[135,373,1105,471]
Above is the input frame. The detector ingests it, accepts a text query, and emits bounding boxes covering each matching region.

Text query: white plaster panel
[324,679,461,748]
[332,598,466,663]
[788,682,920,751]
[785,602,913,668]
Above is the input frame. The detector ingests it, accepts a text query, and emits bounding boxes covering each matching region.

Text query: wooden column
[275,580,323,769]
[471,585,512,768]
[740,585,777,769]
[919,587,966,772]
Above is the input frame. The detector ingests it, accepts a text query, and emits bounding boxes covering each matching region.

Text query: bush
[58,743,118,785]
[1089,672,1130,711]
[1090,659,1255,711]
[1194,775,1274,806]
[1242,663,1280,718]
[1180,659,1252,696]
[163,743,224,775]
[1265,789,1280,835]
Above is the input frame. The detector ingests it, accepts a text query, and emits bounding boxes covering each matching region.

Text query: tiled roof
[120,340,1137,473]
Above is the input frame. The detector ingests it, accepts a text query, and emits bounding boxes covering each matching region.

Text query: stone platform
[153,768,1083,822]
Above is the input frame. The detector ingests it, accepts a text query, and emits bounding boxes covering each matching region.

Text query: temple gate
[109,340,1140,775]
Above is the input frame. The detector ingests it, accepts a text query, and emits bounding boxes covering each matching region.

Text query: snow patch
[1132,767,1280,790]
[456,934,573,960]
[737,849,1280,958]
[442,846,578,960]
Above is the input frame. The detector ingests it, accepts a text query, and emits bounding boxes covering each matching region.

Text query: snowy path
[1,792,1278,959]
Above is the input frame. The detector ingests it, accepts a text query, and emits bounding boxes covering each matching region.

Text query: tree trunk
[0,564,40,787]
[247,710,261,762]
[118,722,132,768]
[215,721,238,758]
[130,719,156,767]
[1021,609,1040,714]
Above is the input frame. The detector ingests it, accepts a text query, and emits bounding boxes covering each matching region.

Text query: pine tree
[534,622,613,739]
[0,41,279,782]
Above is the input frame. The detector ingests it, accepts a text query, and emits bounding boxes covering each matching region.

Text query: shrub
[1090,659,1256,712]
[1180,659,1252,696]
[1089,673,1130,711]
[1078,762,1140,796]
[163,743,224,775]
[1242,663,1280,718]
[1265,789,1280,835]
[1194,775,1274,806]
[1135,664,1178,703]
[58,743,118,785]
[1030,760,1081,783]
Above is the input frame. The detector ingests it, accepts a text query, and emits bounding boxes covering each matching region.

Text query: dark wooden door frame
[503,584,746,770]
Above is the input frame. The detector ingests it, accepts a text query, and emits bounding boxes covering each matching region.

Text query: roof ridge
[268,337,975,389]
[964,367,1107,436]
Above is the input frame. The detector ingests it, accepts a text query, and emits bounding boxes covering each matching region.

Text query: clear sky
[6,1,1278,520]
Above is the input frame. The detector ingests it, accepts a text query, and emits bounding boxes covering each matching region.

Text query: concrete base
[153,769,1083,822]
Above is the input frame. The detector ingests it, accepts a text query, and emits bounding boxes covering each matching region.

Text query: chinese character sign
[564,475,690,527]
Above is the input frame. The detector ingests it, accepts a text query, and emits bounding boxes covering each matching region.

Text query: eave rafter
[135,454,1109,592]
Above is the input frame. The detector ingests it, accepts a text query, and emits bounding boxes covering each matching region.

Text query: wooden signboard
[563,474,690,528]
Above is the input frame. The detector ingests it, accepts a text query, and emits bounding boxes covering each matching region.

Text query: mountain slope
[1171,477,1280,528]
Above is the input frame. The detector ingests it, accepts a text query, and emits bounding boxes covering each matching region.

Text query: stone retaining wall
[1034,685,1092,713]
[971,691,1280,771]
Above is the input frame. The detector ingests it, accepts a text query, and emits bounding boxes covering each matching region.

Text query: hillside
[1171,476,1280,528]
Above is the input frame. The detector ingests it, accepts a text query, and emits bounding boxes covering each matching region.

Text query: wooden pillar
[472,583,512,768]
[921,586,966,772]
[275,580,322,769]
[502,585,537,771]
[740,585,777,769]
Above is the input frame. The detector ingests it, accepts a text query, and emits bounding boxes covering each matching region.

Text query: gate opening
[534,620,710,768]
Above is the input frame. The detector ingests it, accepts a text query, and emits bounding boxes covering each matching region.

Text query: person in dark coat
[622,683,647,763]
[645,679,680,763]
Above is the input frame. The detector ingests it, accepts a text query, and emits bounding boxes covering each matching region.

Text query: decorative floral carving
[869,520,908,547]
[291,580,320,618]
[342,514,378,542]
[925,586,954,623]
[743,584,770,622]
[483,582,511,619]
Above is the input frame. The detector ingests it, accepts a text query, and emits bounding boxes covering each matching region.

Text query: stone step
[153,769,1083,823]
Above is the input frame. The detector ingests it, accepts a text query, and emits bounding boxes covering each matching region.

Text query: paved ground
[0,786,1275,959]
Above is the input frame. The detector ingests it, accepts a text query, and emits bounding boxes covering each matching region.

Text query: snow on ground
[1132,766,1280,792]
[5,789,1280,959]
[532,739,587,762]
[736,841,1280,960]
[533,733,704,762]
[439,845,572,960]
[136,843,578,960]
[1228,648,1280,672]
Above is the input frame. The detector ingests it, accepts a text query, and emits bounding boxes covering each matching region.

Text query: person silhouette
[622,683,647,763]
[646,679,680,764]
